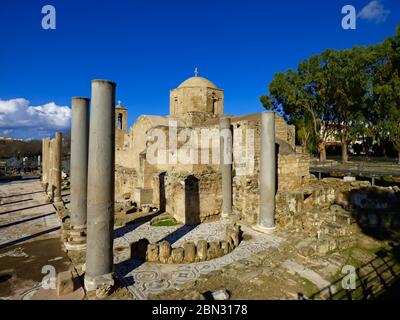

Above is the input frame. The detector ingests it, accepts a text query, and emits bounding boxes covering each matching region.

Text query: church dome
[178,76,217,89]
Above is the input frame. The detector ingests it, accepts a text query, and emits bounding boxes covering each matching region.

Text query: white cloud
[358,0,391,23]
[0,98,71,138]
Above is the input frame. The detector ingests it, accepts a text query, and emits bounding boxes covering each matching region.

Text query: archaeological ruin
[2,72,400,301]
[114,73,310,226]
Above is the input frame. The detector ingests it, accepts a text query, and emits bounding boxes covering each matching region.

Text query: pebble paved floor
[113,219,283,299]
[0,177,83,300]
[0,177,59,250]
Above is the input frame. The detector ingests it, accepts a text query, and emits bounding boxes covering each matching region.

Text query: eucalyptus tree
[371,27,400,163]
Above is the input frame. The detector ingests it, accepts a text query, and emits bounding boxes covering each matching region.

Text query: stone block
[207,241,221,260]
[196,240,208,261]
[147,244,159,262]
[170,247,184,264]
[159,241,171,263]
[220,240,230,255]
[226,224,240,246]
[57,271,74,296]
[183,242,196,263]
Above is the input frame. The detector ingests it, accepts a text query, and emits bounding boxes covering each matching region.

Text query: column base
[221,211,232,218]
[65,241,86,251]
[84,273,114,292]
[253,224,276,234]
[221,212,240,223]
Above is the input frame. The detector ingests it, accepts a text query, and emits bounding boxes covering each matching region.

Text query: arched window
[212,95,218,114]
[117,113,123,130]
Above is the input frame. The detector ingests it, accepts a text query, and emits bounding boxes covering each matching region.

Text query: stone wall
[115,165,138,198]
[232,152,309,225]
[277,153,310,192]
[164,170,222,224]
[170,86,224,117]
[274,115,296,149]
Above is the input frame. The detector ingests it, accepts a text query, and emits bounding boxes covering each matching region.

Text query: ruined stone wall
[115,148,132,170]
[278,153,310,192]
[115,165,138,197]
[232,146,309,225]
[164,171,222,224]
[233,174,306,226]
[229,114,295,150]
[274,116,295,149]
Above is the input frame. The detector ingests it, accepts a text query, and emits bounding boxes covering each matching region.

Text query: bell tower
[115,100,128,149]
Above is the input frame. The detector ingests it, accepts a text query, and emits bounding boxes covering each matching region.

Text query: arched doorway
[184,175,200,225]
[159,172,166,212]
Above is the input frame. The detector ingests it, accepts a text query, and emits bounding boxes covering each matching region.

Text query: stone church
[114,72,310,226]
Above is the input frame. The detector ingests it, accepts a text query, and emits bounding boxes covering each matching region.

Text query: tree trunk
[382,144,387,158]
[342,139,349,162]
[319,142,326,162]
[362,136,368,159]
[341,127,349,162]
[398,150,400,165]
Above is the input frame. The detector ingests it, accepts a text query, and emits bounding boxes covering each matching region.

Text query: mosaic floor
[113,219,283,299]
[0,178,284,300]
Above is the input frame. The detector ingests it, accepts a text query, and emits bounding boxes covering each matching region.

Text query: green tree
[261,26,400,163]
[371,27,400,163]
[260,53,337,161]
[325,47,370,162]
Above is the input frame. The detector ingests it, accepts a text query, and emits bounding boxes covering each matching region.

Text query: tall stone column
[85,80,116,291]
[256,111,276,232]
[47,139,54,198]
[53,132,63,204]
[41,139,49,186]
[219,117,232,218]
[43,139,50,191]
[68,97,90,250]
[41,139,45,184]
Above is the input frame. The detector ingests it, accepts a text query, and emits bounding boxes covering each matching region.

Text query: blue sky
[0,0,399,139]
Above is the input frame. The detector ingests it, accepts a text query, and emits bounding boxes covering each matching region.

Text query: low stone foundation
[129,224,242,264]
